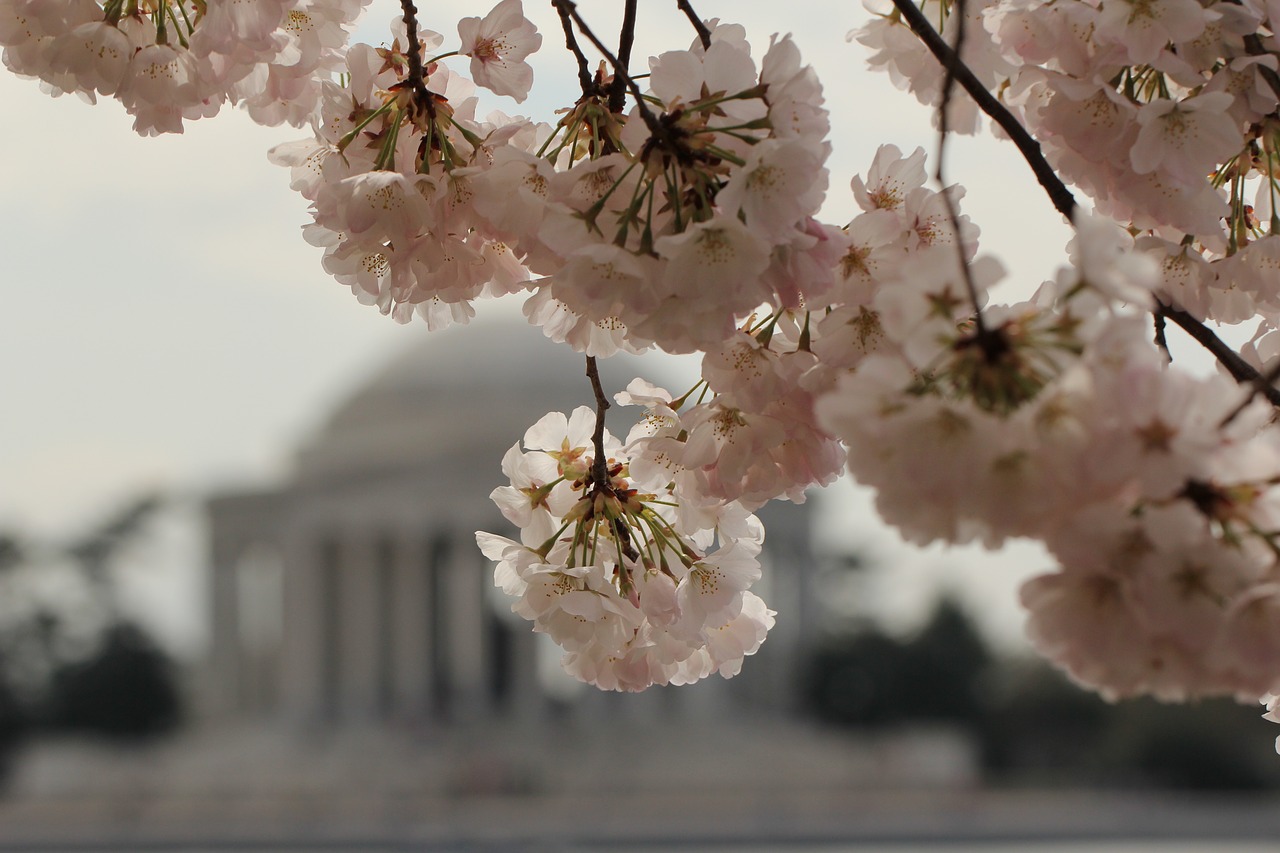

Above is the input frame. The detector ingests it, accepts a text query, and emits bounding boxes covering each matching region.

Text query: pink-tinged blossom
[1130,93,1243,188]
[119,43,208,136]
[45,21,131,96]
[523,288,644,358]
[677,541,762,629]
[471,146,559,245]
[690,591,776,680]
[760,33,829,143]
[1034,74,1140,164]
[1021,568,1202,701]
[1095,0,1217,65]
[716,138,829,244]
[1137,236,1215,320]
[701,332,804,414]
[317,171,435,242]
[649,39,759,112]
[193,0,290,57]
[850,144,928,213]
[1066,211,1159,308]
[654,216,772,314]
[833,209,905,306]
[457,0,541,102]
[551,244,662,323]
[1203,55,1280,127]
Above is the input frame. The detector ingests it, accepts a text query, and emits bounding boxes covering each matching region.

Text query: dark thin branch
[1221,342,1280,425]
[609,0,639,113]
[1220,0,1280,103]
[585,356,640,566]
[676,0,712,49]
[553,0,667,140]
[888,0,1077,222]
[1153,307,1171,361]
[891,0,1280,411]
[554,0,594,97]
[1242,33,1280,102]
[1159,300,1280,409]
[932,0,988,341]
[585,355,611,488]
[398,0,433,113]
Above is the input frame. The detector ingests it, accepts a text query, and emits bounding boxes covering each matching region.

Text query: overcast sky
[0,0,1076,652]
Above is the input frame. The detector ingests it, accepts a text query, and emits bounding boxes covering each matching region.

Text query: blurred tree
[46,622,181,740]
[0,497,184,759]
[977,661,1113,779]
[805,594,1280,790]
[806,631,909,726]
[1103,698,1279,790]
[979,661,1280,789]
[67,494,163,617]
[0,535,22,572]
[803,596,992,727]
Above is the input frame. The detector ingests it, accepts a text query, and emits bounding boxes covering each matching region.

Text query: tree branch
[1158,300,1280,408]
[891,0,1280,410]
[888,0,1077,222]
[398,0,434,116]
[1153,306,1171,361]
[553,0,667,140]
[585,355,611,488]
[932,0,989,341]
[554,0,595,97]
[676,0,712,49]
[609,0,639,113]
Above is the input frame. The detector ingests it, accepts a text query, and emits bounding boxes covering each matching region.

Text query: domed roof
[293,316,695,485]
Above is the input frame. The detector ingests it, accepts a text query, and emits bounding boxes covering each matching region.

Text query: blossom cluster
[852,0,1280,740]
[858,0,1280,325]
[477,407,773,691]
[11,0,1280,747]
[817,171,1280,704]
[0,0,373,134]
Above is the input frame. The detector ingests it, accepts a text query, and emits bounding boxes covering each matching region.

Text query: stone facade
[205,319,819,727]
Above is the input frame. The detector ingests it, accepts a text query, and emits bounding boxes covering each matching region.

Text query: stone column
[207,535,243,719]
[235,548,284,715]
[444,535,488,718]
[390,532,431,721]
[279,532,333,726]
[339,533,381,722]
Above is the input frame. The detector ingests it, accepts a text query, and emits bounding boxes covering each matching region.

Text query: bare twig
[609,0,639,113]
[888,0,1077,222]
[585,356,641,566]
[1242,33,1280,101]
[1158,300,1280,409]
[398,0,434,113]
[1153,307,1171,362]
[1220,342,1280,425]
[585,355,611,488]
[676,0,712,49]
[932,0,989,342]
[554,0,595,97]
[553,0,667,140]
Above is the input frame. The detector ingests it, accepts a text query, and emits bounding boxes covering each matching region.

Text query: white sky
[0,0,1078,653]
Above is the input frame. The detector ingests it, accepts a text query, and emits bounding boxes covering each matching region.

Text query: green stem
[337,101,394,153]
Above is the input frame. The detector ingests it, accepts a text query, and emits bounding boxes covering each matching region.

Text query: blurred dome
[293,317,694,486]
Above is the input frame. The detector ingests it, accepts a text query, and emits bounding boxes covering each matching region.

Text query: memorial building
[205,318,819,727]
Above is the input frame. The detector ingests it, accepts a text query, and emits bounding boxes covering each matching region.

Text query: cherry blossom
[13,0,1280,754]
[457,0,541,102]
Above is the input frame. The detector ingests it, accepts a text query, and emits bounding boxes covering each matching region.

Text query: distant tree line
[803,597,1280,790]
[0,497,183,784]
